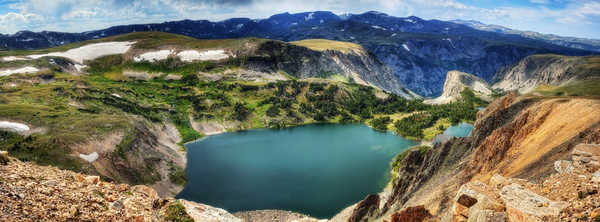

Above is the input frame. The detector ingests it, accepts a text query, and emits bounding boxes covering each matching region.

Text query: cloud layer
[0,0,598,39]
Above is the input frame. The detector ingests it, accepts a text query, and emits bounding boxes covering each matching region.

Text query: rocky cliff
[492,54,600,93]
[425,70,492,104]
[343,93,600,222]
[244,39,418,98]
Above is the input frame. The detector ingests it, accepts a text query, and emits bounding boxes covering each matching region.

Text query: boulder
[389,205,432,222]
[451,181,505,222]
[553,160,574,174]
[500,183,567,222]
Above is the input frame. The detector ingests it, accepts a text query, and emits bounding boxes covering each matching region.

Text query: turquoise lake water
[444,123,474,137]
[433,122,474,144]
[178,124,417,218]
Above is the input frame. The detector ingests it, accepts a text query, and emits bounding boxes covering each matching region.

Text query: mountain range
[1,11,598,96]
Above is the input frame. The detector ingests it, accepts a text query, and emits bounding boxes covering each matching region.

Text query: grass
[533,80,600,97]
[290,39,365,54]
[423,118,452,141]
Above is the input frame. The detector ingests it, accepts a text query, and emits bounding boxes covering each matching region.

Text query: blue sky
[0,0,598,39]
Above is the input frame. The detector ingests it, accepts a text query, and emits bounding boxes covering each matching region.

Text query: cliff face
[492,55,600,93]
[346,93,600,221]
[244,40,418,98]
[425,70,492,104]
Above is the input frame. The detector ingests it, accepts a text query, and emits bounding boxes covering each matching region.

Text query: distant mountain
[0,11,597,96]
[451,19,600,52]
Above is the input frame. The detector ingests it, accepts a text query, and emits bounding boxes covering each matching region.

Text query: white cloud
[0,0,597,39]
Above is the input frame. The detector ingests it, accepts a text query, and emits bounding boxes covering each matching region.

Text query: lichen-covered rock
[500,183,567,222]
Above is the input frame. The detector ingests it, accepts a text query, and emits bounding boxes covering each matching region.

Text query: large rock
[500,183,567,222]
[180,200,242,222]
[451,181,505,222]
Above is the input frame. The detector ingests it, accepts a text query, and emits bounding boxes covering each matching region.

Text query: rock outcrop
[425,70,492,104]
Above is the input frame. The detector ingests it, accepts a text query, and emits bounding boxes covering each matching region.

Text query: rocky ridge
[492,54,599,93]
[425,70,492,104]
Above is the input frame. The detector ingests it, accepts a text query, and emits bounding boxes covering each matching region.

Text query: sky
[0,0,598,39]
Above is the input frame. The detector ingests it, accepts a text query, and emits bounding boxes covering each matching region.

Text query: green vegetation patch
[163,201,194,222]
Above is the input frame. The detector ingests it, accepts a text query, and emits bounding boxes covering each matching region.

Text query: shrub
[163,201,194,222]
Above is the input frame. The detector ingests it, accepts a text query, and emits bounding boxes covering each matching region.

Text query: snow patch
[371,25,386,30]
[0,66,39,77]
[0,121,30,134]
[79,152,99,163]
[177,50,229,62]
[443,38,456,48]
[134,50,173,62]
[111,93,122,98]
[236,24,244,29]
[2,56,28,62]
[402,44,410,51]
[305,12,315,21]
[404,19,416,23]
[28,41,135,64]
[391,33,397,37]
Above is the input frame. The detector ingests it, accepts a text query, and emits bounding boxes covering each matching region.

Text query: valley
[0,9,599,222]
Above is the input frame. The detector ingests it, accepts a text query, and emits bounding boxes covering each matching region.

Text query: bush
[163,201,194,222]
[231,102,250,121]
[266,105,280,117]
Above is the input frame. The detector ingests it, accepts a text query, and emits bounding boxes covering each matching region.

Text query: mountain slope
[343,92,600,222]
[425,70,492,104]
[492,54,600,93]
[0,32,416,98]
[1,11,596,96]
[452,19,600,52]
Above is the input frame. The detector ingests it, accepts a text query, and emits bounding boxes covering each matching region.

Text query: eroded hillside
[341,92,600,222]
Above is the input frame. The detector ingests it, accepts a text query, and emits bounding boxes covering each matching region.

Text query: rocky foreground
[0,151,242,222]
